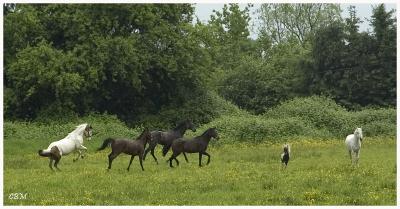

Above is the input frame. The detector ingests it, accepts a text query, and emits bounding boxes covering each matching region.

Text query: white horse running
[345,127,363,166]
[38,123,93,170]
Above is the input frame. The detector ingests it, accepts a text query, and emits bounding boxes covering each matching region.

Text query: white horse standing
[38,123,93,170]
[345,127,363,166]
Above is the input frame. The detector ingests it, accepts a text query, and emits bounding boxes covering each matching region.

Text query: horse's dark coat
[281,145,290,168]
[97,128,151,171]
[143,119,196,164]
[168,128,219,167]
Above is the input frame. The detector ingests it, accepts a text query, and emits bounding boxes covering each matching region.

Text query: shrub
[194,96,395,143]
[4,113,141,145]
[137,91,246,130]
[264,96,355,138]
[193,114,327,143]
[351,108,396,137]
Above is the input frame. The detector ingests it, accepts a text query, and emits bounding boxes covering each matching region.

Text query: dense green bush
[351,108,396,137]
[219,43,308,114]
[193,96,395,143]
[4,4,211,122]
[4,113,142,146]
[193,114,324,143]
[5,96,395,145]
[136,91,246,130]
[264,96,355,137]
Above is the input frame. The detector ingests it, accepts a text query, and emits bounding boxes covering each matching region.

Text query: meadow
[3,119,396,205]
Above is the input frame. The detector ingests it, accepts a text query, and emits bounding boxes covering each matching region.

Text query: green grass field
[3,127,396,205]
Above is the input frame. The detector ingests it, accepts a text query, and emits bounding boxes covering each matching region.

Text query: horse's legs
[169,156,174,168]
[150,149,158,164]
[48,158,54,171]
[139,154,144,171]
[80,145,87,158]
[127,155,135,171]
[348,150,353,165]
[73,150,82,162]
[144,140,157,162]
[202,152,211,165]
[168,152,180,168]
[162,144,172,157]
[355,150,360,166]
[183,152,189,163]
[198,153,203,167]
[54,156,61,171]
[108,152,120,170]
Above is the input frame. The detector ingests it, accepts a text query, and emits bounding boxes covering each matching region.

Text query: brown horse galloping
[168,127,219,168]
[97,128,151,171]
[143,119,196,164]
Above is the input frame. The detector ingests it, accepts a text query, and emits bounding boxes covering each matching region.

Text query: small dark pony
[168,127,219,168]
[143,119,196,164]
[97,128,151,171]
[281,144,290,169]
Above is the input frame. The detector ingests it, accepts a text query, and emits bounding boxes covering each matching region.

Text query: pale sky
[194,3,397,39]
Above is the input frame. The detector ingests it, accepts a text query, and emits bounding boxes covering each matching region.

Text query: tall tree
[257,3,341,45]
[306,4,396,108]
[207,4,253,71]
[4,4,212,121]
[369,4,396,106]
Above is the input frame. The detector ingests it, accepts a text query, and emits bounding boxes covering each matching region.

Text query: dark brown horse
[97,128,151,171]
[168,127,219,168]
[143,119,196,164]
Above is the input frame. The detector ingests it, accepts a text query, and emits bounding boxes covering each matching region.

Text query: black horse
[281,144,290,169]
[143,119,196,164]
[168,127,219,168]
[97,128,152,171]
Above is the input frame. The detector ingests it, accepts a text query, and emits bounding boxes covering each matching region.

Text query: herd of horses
[38,120,219,171]
[38,120,363,171]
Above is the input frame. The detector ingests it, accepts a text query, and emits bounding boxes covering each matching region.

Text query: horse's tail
[97,138,114,151]
[38,149,52,157]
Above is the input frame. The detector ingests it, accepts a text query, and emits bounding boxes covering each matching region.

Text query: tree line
[4,3,396,124]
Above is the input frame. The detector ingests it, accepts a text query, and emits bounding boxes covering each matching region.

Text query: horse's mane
[76,123,88,128]
[201,128,214,137]
[136,129,150,141]
[72,123,88,134]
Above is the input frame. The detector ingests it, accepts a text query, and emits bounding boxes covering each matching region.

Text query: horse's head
[183,119,196,132]
[84,124,93,140]
[355,127,363,141]
[283,144,290,154]
[141,128,152,145]
[208,127,219,140]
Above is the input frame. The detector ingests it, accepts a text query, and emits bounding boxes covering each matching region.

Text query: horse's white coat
[41,123,91,156]
[345,127,363,165]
